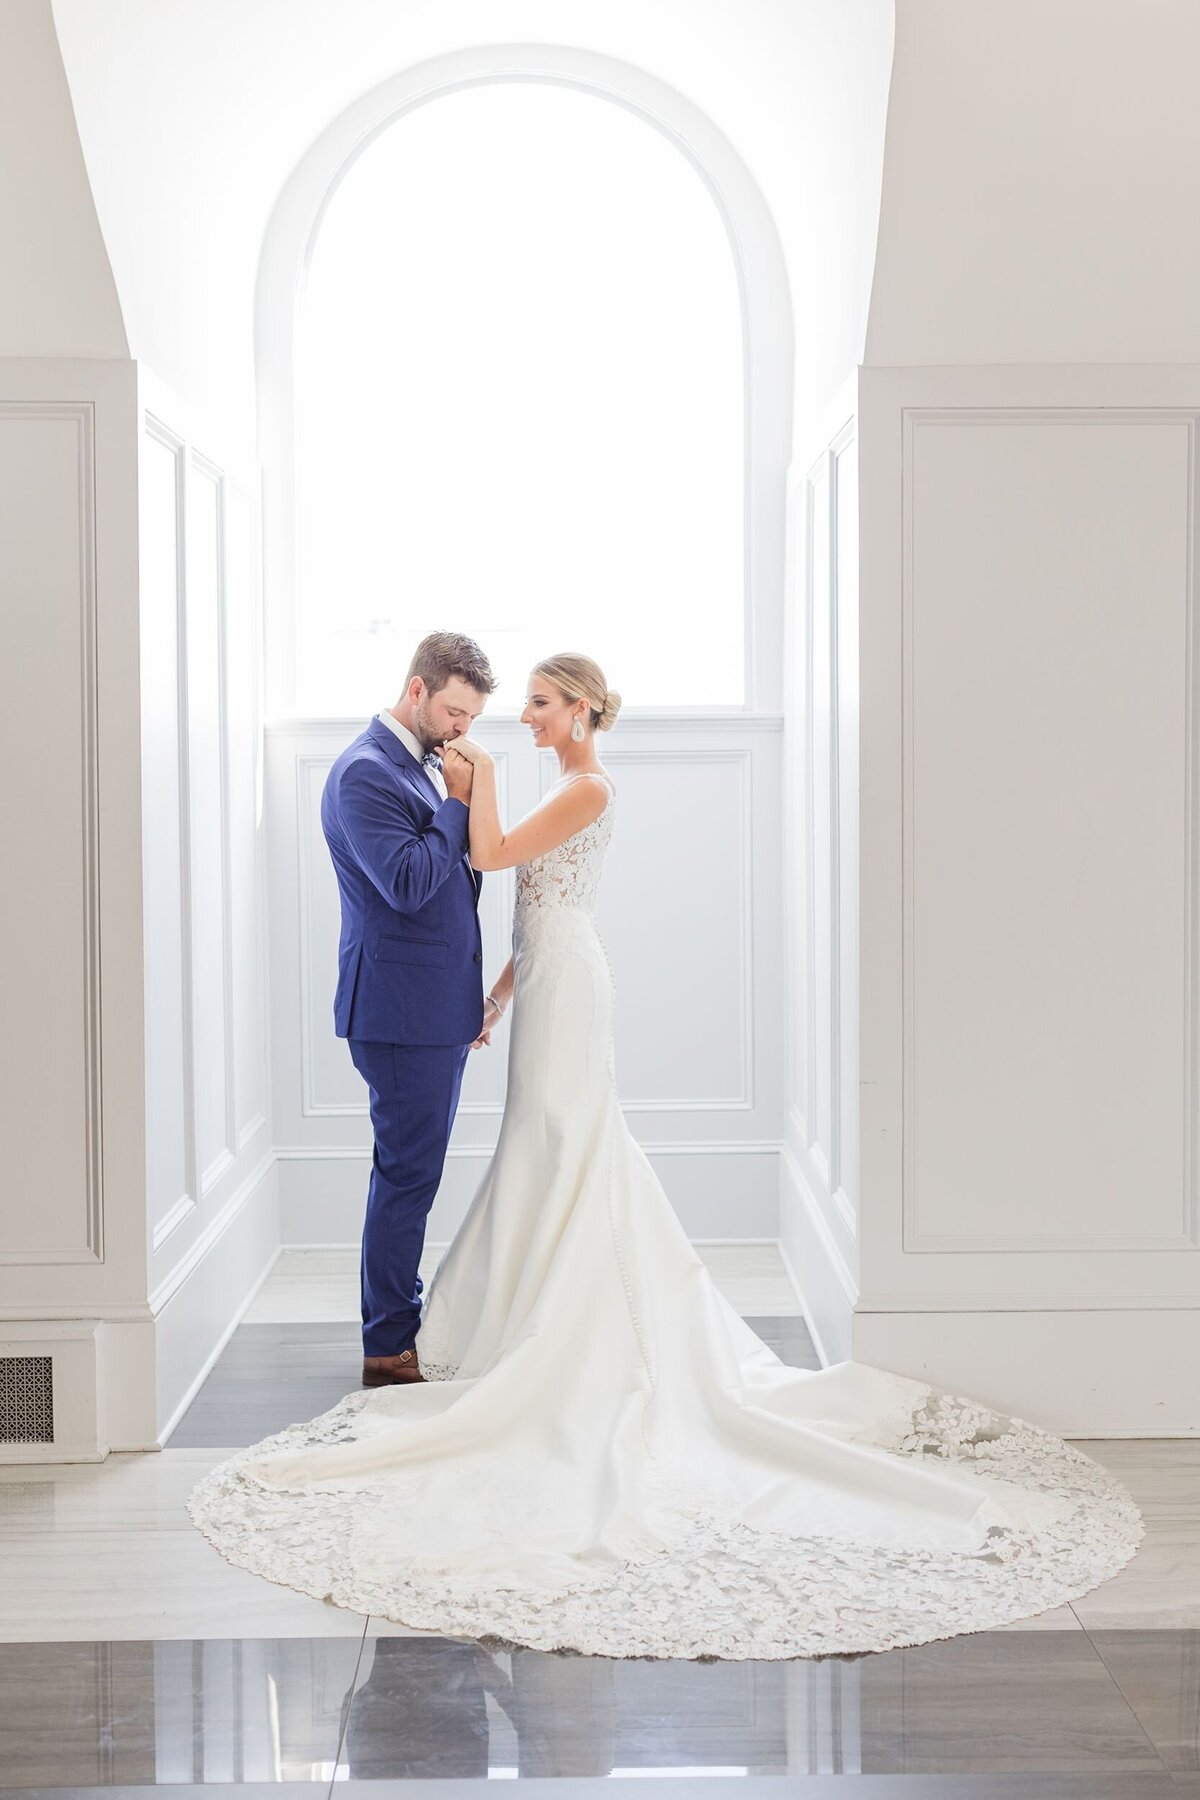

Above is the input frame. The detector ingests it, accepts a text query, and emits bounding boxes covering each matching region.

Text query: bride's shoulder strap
[561,769,615,795]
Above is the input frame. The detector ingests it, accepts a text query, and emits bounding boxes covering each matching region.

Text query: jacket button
[474,950,482,964]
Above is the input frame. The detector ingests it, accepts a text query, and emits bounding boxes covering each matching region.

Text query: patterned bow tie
[422,750,443,773]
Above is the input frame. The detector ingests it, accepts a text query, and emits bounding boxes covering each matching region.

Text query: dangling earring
[571,716,586,742]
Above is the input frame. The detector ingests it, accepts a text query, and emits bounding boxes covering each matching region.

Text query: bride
[189,653,1142,1659]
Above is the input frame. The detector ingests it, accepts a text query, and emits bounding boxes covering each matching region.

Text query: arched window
[294,81,745,714]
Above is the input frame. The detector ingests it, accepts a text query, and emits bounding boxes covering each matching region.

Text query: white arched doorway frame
[255,43,795,720]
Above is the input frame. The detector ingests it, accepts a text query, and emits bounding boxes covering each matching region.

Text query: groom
[320,631,499,1387]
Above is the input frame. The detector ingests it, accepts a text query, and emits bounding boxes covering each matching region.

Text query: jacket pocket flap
[374,934,449,967]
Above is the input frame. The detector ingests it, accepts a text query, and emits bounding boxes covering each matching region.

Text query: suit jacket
[320,717,485,1045]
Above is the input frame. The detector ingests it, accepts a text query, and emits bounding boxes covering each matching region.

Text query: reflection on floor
[0,1632,1196,1792]
[0,1246,1196,1795]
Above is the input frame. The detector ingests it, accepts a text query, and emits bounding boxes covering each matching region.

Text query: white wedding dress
[188,771,1143,1659]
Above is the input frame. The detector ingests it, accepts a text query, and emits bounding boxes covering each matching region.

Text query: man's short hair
[406,630,497,698]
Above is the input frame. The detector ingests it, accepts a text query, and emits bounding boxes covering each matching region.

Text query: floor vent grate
[0,1355,54,1444]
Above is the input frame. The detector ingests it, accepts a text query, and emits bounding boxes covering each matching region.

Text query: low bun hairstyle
[533,653,622,733]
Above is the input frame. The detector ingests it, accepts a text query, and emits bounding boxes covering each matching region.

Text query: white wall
[0,361,149,1456]
[137,371,275,1440]
[853,362,1200,1434]
[866,0,1200,367]
[0,0,125,357]
[49,0,892,452]
[10,0,1200,1443]
[269,716,785,1247]
[0,358,276,1457]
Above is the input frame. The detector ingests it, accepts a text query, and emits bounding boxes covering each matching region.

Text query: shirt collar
[376,708,430,765]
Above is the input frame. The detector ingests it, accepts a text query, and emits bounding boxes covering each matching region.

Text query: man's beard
[413,700,440,754]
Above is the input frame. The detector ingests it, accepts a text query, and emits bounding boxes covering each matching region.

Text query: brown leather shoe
[362,1347,425,1387]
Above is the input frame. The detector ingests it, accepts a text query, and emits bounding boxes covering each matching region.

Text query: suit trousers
[348,1037,472,1356]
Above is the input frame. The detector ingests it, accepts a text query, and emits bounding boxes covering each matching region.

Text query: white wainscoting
[138,371,274,1442]
[780,376,862,1367]
[854,364,1200,1433]
[0,360,157,1456]
[0,400,103,1268]
[268,714,785,1244]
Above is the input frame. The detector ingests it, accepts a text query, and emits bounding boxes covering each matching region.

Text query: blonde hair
[532,653,622,733]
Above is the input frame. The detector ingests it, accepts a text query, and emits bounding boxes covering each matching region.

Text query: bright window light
[295,81,745,715]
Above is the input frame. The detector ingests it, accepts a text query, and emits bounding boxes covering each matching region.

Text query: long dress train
[188,771,1143,1659]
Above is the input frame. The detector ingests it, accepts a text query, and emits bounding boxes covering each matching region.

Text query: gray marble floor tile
[844,1630,1166,1774]
[1085,1628,1200,1773]
[1069,1514,1200,1629]
[168,1325,363,1449]
[0,1522,368,1641]
[743,1314,820,1368]
[1,1779,1187,1799]
[0,1636,1192,1793]
[340,1629,1170,1781]
[322,1779,1185,1798]
[1068,1437,1200,1517]
[168,1316,819,1451]
[0,1638,364,1788]
[3,1790,329,1798]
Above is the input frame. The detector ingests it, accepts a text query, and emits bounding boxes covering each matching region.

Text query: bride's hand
[442,735,493,770]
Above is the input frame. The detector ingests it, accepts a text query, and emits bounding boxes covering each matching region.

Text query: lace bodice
[514,771,615,916]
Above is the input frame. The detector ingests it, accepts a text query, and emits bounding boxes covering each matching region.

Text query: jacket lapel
[366,715,442,808]
[366,717,481,901]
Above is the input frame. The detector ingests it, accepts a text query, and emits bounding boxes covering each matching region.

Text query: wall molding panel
[779,373,861,1360]
[595,747,755,1113]
[138,368,273,1444]
[899,404,1200,1258]
[269,715,785,1212]
[273,1140,781,1247]
[0,401,104,1269]
[0,361,152,1454]
[852,364,1200,1427]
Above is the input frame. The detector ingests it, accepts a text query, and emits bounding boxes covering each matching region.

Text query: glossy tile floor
[2,1248,1197,1795]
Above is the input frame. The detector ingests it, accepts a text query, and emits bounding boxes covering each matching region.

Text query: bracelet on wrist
[486,991,506,1015]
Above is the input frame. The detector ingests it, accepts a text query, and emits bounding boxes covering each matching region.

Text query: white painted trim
[274,1139,784,1160]
[855,1292,1200,1312]
[265,711,786,738]
[155,1241,283,1448]
[148,1149,275,1315]
[190,451,240,1176]
[150,1193,193,1253]
[142,411,199,1253]
[0,1301,154,1323]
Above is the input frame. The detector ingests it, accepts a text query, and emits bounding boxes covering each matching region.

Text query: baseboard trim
[275,1144,782,1243]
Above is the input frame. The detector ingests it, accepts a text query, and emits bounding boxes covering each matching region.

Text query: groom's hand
[443,750,473,804]
[470,996,503,1050]
[442,735,492,770]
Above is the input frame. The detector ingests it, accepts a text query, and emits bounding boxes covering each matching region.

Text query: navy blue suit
[321,718,485,1355]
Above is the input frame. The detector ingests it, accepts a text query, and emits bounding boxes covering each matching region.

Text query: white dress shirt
[376,708,447,800]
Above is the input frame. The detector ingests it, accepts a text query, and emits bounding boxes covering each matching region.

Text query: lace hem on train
[186,1375,1143,1661]
[189,768,1143,1658]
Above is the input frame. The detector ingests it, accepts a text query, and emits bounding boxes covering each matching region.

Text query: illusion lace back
[188,770,1143,1658]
